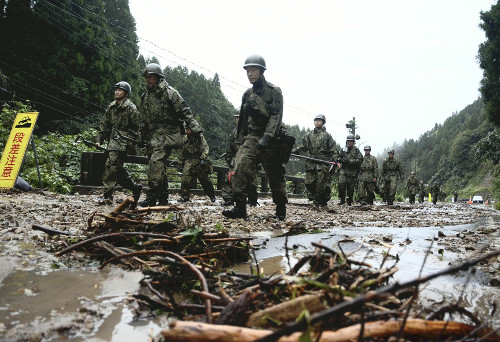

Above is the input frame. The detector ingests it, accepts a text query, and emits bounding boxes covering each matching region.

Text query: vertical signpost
[0,112,39,189]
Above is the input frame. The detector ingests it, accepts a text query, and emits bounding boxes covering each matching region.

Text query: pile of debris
[43,197,500,342]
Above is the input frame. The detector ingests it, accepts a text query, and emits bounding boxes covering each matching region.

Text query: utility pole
[345,117,360,142]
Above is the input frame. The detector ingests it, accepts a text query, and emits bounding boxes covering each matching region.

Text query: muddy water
[0,255,162,341]
[234,216,500,329]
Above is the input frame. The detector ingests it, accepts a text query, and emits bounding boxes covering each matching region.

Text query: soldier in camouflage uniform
[338,134,363,205]
[179,126,216,202]
[223,55,287,220]
[430,182,440,204]
[96,81,142,205]
[405,171,419,204]
[221,112,259,207]
[381,149,404,205]
[418,181,426,203]
[358,145,378,205]
[292,114,338,207]
[139,63,202,207]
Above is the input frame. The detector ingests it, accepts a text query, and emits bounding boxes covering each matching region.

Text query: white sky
[129,0,495,156]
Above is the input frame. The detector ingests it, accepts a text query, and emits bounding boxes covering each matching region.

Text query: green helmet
[346,134,355,141]
[364,145,371,150]
[142,63,163,77]
[388,149,395,154]
[411,171,415,175]
[243,54,266,70]
[314,114,326,123]
[114,81,131,94]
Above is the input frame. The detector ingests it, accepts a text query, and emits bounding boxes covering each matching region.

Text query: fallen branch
[98,249,213,323]
[32,224,75,236]
[54,232,176,257]
[113,196,135,213]
[256,248,500,342]
[162,319,500,342]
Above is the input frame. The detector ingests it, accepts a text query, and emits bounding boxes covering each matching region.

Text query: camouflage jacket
[406,176,419,193]
[381,157,404,180]
[294,126,338,170]
[430,184,441,195]
[339,146,363,176]
[97,98,140,152]
[140,79,202,145]
[419,183,426,193]
[236,76,283,142]
[181,133,209,162]
[359,154,378,182]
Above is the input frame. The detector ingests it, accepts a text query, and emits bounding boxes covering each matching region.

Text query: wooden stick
[98,250,213,323]
[113,196,134,213]
[161,319,500,342]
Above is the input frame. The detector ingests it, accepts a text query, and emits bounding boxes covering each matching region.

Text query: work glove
[256,134,272,151]
[200,159,206,165]
[291,148,299,154]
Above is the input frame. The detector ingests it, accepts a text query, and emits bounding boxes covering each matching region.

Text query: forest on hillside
[2,0,500,205]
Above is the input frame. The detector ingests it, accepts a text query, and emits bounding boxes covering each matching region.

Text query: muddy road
[0,189,499,341]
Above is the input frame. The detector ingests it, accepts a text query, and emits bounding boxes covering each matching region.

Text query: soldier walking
[418,181,426,203]
[292,114,338,207]
[221,112,259,207]
[338,134,362,205]
[430,182,441,204]
[179,126,216,203]
[96,81,142,205]
[223,54,288,220]
[405,171,419,204]
[139,63,202,207]
[358,145,378,205]
[381,149,404,205]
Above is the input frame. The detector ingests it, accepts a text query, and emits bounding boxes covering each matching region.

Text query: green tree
[478,2,500,126]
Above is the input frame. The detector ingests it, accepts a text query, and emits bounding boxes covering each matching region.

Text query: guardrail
[77,152,304,197]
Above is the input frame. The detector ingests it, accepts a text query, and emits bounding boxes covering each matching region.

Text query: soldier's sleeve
[328,136,339,161]
[128,103,141,141]
[96,106,112,144]
[373,157,379,177]
[170,88,203,133]
[264,86,283,138]
[200,134,209,160]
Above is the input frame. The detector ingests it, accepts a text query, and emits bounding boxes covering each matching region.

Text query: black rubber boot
[132,183,142,203]
[274,203,286,221]
[139,197,157,207]
[222,201,247,219]
[222,198,233,206]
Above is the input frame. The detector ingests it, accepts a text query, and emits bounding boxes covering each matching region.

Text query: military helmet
[364,145,371,150]
[314,114,326,123]
[411,171,415,175]
[243,54,266,70]
[388,149,395,154]
[346,134,355,141]
[142,63,163,77]
[114,81,131,94]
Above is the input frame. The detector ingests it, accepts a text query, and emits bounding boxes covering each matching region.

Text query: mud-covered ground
[0,189,499,341]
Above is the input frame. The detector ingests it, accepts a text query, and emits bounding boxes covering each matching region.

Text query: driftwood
[112,196,135,213]
[246,294,328,328]
[162,319,500,342]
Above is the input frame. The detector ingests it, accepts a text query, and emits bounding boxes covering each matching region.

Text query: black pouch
[270,126,295,163]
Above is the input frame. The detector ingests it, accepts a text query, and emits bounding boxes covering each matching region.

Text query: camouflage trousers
[419,191,426,203]
[358,180,376,204]
[102,150,135,198]
[180,160,215,200]
[408,190,417,204]
[147,145,174,203]
[383,175,399,203]
[305,167,332,205]
[221,166,258,203]
[338,173,357,204]
[233,134,287,205]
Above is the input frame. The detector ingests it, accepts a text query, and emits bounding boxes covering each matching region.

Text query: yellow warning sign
[0,112,39,189]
